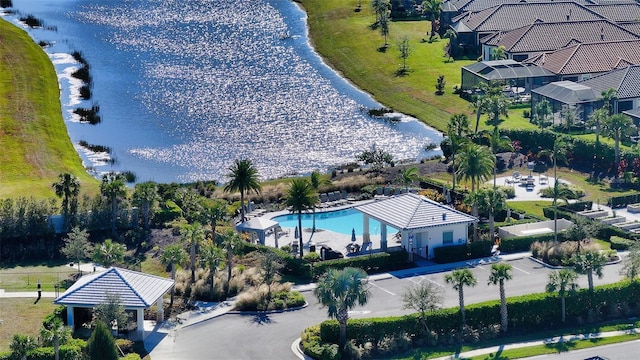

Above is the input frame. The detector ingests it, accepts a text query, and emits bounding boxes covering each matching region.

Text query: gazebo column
[362,215,371,245]
[134,308,145,340]
[380,224,388,251]
[66,306,75,328]
[156,297,164,322]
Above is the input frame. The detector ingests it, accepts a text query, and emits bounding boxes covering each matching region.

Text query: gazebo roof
[236,217,279,232]
[354,193,477,231]
[54,267,174,308]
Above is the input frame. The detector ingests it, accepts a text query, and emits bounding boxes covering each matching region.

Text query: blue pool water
[272,208,397,236]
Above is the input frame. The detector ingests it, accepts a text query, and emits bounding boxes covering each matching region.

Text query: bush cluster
[432,241,491,263]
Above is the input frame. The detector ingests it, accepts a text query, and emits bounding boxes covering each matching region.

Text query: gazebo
[355,193,477,259]
[54,267,174,340]
[235,217,280,245]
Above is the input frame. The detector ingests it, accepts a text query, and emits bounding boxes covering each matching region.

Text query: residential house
[461,59,556,93]
[480,19,640,61]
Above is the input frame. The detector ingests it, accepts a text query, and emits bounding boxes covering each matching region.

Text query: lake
[4,0,442,184]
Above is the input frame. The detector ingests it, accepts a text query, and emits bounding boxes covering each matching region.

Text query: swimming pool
[272,208,397,235]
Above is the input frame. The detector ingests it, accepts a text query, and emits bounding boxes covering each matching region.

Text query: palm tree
[490,45,507,60]
[567,216,600,253]
[309,171,331,232]
[444,269,477,326]
[52,173,80,228]
[484,126,512,187]
[314,267,371,350]
[400,166,419,191]
[484,94,510,128]
[132,181,158,233]
[476,188,507,243]
[600,88,617,115]
[40,319,71,360]
[160,244,188,307]
[100,173,127,237]
[471,94,488,133]
[284,178,318,258]
[201,200,228,244]
[443,28,458,57]
[446,114,470,192]
[547,178,577,243]
[588,107,608,162]
[573,250,607,292]
[546,269,579,323]
[224,159,261,223]
[199,240,225,288]
[488,263,513,332]
[456,143,495,241]
[463,190,484,242]
[181,222,206,282]
[422,0,442,39]
[539,137,570,242]
[220,229,243,294]
[379,12,390,46]
[602,114,634,174]
[533,99,552,129]
[560,104,580,132]
[92,239,126,268]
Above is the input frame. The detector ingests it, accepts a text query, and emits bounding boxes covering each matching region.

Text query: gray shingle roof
[463,59,555,80]
[452,2,606,33]
[483,20,640,53]
[54,267,174,308]
[586,3,640,22]
[532,80,599,103]
[623,107,640,119]
[354,193,477,231]
[446,0,596,13]
[526,39,640,75]
[620,22,640,35]
[579,65,640,99]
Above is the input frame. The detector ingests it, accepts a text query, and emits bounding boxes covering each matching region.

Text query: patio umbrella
[351,228,357,243]
[294,226,299,239]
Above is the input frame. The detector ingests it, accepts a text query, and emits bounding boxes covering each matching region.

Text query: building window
[443,231,453,244]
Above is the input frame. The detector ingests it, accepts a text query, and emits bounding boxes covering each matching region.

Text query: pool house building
[354,193,477,259]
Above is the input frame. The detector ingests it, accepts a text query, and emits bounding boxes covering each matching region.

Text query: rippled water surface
[7,0,442,183]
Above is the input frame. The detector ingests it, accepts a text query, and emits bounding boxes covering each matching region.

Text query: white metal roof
[54,267,174,309]
[354,193,477,231]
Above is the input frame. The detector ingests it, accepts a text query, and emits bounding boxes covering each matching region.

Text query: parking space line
[512,265,531,275]
[476,265,489,272]
[426,278,445,288]
[369,281,395,296]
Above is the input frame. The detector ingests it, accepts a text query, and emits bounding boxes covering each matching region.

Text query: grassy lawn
[0,18,98,199]
[0,298,59,353]
[0,263,77,292]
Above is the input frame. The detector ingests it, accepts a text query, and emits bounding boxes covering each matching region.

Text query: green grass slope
[0,18,98,198]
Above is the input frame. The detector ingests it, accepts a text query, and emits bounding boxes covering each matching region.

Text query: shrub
[498,186,515,199]
[610,236,637,250]
[311,251,410,279]
[115,339,134,354]
[432,241,491,263]
[120,354,142,360]
[304,252,321,263]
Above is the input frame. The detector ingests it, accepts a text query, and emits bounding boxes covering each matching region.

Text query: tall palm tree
[100,173,127,237]
[446,114,470,192]
[573,250,607,292]
[463,190,484,243]
[220,229,243,294]
[444,269,477,326]
[547,178,576,243]
[588,107,608,162]
[314,267,371,351]
[602,114,634,174]
[422,0,442,39]
[546,269,579,323]
[160,244,188,307]
[540,137,570,242]
[471,94,488,133]
[484,126,512,187]
[476,188,507,243]
[456,143,494,241]
[132,181,159,233]
[199,240,225,288]
[40,319,71,360]
[488,263,513,332]
[484,94,510,128]
[52,173,80,228]
[181,222,206,282]
[201,200,228,244]
[600,88,617,115]
[309,171,331,232]
[285,178,318,257]
[224,159,261,223]
[92,239,126,268]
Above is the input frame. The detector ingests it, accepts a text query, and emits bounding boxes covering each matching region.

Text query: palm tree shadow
[394,68,411,77]
[377,45,388,53]
[250,313,274,325]
[544,336,578,353]
[481,345,509,359]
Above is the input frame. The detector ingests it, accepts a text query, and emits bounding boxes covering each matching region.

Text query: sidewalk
[431,328,640,360]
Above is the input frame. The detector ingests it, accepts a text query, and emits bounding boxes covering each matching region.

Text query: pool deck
[256,199,396,257]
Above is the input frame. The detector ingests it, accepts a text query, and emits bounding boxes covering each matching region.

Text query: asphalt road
[520,339,640,360]
[150,257,628,360]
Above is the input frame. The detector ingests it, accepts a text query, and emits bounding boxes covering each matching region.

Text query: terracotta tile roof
[444,0,597,13]
[452,2,606,33]
[586,3,640,22]
[526,39,640,75]
[483,19,640,54]
[579,65,640,99]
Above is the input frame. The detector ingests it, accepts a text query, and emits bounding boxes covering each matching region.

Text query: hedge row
[432,241,491,263]
[500,232,565,253]
[317,281,640,345]
[542,204,639,242]
[609,193,640,208]
[311,251,411,280]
